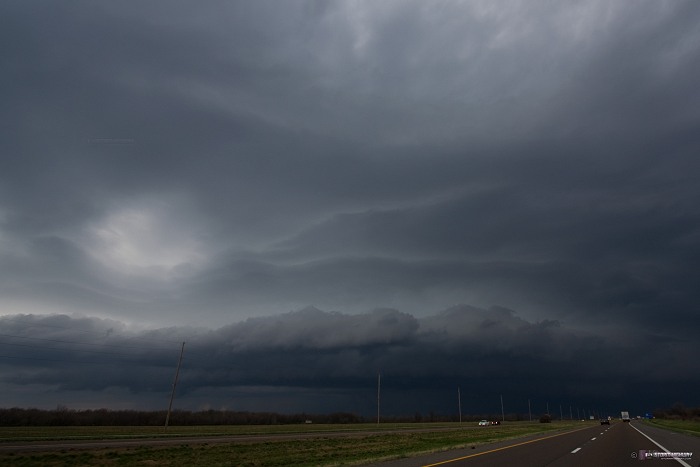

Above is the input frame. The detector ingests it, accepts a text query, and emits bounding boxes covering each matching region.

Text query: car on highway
[478,420,489,426]
[490,420,501,425]
[600,418,610,425]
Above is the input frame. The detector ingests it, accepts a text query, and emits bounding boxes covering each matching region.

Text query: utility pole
[458,387,462,424]
[528,399,532,422]
[500,394,505,422]
[377,372,381,425]
[165,341,185,429]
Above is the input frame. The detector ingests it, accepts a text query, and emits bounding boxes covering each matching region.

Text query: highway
[374,421,700,467]
[2,420,697,466]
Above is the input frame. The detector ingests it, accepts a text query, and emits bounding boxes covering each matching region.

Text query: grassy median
[0,421,588,466]
[645,419,700,437]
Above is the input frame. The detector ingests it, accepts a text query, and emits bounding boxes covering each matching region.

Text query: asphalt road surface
[373,421,700,467]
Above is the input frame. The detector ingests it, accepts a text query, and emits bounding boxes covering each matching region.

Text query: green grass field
[0,421,589,466]
[645,419,700,437]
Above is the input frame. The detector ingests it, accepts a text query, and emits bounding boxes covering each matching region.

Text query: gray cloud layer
[1,0,699,412]
[3,308,695,415]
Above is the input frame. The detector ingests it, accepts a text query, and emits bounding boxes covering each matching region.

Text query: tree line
[0,407,522,426]
[0,407,364,426]
[7,405,690,426]
[652,403,700,420]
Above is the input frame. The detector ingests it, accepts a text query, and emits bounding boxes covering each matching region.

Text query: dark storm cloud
[2,310,697,414]
[2,0,700,412]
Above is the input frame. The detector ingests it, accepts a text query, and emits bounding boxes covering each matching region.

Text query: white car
[478,420,489,426]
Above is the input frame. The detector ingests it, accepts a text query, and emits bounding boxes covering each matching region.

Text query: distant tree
[669,403,688,420]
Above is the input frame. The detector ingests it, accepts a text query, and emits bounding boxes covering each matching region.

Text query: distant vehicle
[621,411,630,422]
[490,420,500,425]
[600,418,610,425]
[478,420,489,426]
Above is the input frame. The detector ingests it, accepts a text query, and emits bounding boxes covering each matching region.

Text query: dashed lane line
[422,426,593,467]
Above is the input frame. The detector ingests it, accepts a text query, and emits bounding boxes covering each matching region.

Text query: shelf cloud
[1,0,699,415]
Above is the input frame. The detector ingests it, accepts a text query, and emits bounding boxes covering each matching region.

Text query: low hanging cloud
[212,307,419,351]
[1,0,700,414]
[2,307,697,414]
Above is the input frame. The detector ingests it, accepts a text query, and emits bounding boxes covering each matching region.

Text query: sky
[1,0,699,418]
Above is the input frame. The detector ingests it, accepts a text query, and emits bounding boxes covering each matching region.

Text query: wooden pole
[377,372,381,425]
[165,341,185,428]
[458,387,462,424]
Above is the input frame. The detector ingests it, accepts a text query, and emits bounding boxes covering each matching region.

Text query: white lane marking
[571,447,582,453]
[591,437,597,440]
[630,423,692,467]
